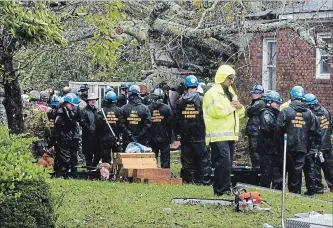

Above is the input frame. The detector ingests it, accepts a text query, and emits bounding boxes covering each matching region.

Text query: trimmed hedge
[0,126,56,227]
[0,181,55,228]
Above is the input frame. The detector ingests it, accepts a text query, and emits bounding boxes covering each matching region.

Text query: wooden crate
[116,153,155,159]
[115,153,158,178]
[114,153,182,185]
[133,168,170,179]
[117,158,157,169]
[114,153,158,170]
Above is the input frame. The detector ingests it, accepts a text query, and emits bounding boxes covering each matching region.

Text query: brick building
[237,0,333,112]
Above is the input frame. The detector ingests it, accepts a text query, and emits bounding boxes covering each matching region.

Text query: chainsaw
[172,186,271,212]
[233,187,271,211]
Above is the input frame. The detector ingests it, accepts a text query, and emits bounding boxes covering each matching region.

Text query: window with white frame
[316,33,331,79]
[262,38,277,91]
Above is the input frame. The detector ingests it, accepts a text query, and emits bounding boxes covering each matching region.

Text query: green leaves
[0,126,49,198]
[0,1,67,46]
[84,1,125,76]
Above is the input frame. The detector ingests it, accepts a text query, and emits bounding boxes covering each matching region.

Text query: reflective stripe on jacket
[203,84,245,144]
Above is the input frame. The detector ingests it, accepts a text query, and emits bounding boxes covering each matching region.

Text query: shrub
[0,181,56,228]
[0,126,56,227]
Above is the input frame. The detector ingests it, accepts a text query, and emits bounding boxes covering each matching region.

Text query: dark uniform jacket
[120,96,151,144]
[259,106,280,154]
[175,92,205,142]
[80,105,99,139]
[277,101,321,153]
[50,107,79,146]
[96,103,121,142]
[148,99,173,144]
[245,99,266,136]
[310,104,332,151]
[117,93,127,107]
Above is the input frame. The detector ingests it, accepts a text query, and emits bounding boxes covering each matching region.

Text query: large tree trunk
[2,55,24,134]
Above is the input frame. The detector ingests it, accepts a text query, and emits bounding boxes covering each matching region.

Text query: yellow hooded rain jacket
[203,65,245,144]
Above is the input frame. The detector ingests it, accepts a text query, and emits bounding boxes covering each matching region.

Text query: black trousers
[287,152,306,194]
[259,153,283,190]
[304,153,320,193]
[151,141,170,168]
[54,142,78,177]
[248,136,260,168]
[318,150,333,190]
[180,141,210,185]
[82,137,99,166]
[210,141,234,194]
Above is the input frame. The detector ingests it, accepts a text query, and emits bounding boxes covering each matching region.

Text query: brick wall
[236,28,333,112]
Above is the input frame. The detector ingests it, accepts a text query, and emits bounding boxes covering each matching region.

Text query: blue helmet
[304,93,318,105]
[51,96,60,107]
[250,84,264,94]
[63,93,79,106]
[263,90,272,98]
[128,85,140,97]
[104,91,117,102]
[290,86,305,100]
[184,75,199,88]
[120,82,128,89]
[106,86,114,93]
[264,90,282,103]
[153,88,164,98]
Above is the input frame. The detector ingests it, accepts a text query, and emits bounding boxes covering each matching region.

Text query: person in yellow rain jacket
[203,65,245,196]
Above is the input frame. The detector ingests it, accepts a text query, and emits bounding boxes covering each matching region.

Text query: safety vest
[203,84,245,144]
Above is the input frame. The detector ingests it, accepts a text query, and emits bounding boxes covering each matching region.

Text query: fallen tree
[15,1,329,92]
[118,1,326,90]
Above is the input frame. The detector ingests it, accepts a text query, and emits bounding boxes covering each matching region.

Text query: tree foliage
[0,0,67,133]
[85,1,124,73]
[0,1,66,50]
[18,1,134,89]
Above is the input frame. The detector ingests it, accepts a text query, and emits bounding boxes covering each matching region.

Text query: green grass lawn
[52,179,332,228]
[52,151,333,227]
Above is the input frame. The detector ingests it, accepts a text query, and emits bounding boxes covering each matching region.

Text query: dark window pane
[321,55,331,74]
[267,42,276,65]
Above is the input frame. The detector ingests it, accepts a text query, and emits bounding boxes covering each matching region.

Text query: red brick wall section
[234,34,264,105]
[236,29,333,112]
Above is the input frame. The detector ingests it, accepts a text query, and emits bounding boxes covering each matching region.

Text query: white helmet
[21,94,29,103]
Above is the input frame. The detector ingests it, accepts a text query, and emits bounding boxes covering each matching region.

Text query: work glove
[315,151,325,163]
[308,148,319,156]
